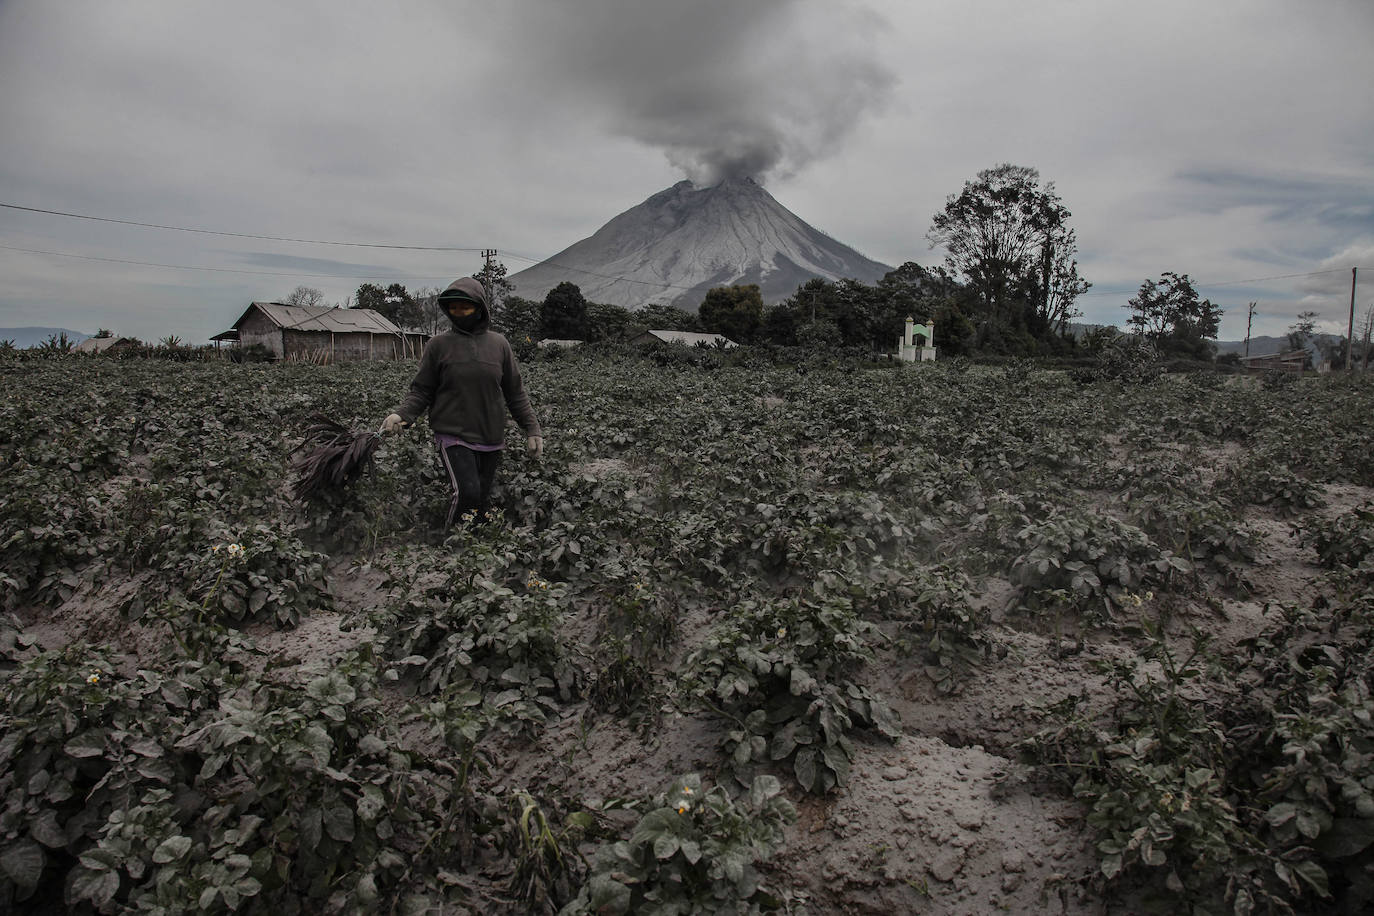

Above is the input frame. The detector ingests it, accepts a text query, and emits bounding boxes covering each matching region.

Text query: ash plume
[485,0,894,185]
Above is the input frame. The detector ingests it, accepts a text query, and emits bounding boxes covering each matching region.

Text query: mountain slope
[509,178,893,311]
[0,327,91,348]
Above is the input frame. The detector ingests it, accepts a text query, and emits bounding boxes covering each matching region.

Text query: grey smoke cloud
[486,0,894,185]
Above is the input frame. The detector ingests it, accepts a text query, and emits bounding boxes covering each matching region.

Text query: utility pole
[1346,268,1358,371]
[1244,301,1256,358]
[480,249,499,304]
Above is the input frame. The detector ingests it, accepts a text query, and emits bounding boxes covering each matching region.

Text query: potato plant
[2,349,1373,912]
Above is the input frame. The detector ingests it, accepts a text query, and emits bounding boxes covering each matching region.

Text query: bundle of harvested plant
[290,414,385,501]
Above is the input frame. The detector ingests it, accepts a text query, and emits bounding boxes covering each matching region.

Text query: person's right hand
[381,413,406,435]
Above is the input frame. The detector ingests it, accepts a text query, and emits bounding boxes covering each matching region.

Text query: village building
[214,303,427,362]
[1240,349,1312,374]
[74,336,140,355]
[628,329,737,349]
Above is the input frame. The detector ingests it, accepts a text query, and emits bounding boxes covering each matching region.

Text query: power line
[0,202,485,252]
[1076,268,1352,299]
[4,199,1368,300]
[0,239,709,295]
[1201,268,1353,288]
[0,244,454,282]
[0,200,710,294]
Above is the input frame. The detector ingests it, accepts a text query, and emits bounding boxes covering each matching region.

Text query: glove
[381,413,407,435]
[526,435,544,458]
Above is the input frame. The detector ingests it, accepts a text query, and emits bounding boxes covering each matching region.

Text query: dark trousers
[439,444,501,528]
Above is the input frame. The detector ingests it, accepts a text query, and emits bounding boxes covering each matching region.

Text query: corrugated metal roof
[74,336,136,353]
[635,330,737,348]
[234,302,404,335]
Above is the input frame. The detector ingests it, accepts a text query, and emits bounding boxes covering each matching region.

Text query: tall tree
[927,164,1089,328]
[698,284,763,343]
[1124,272,1222,358]
[474,258,514,312]
[353,283,386,313]
[1286,310,1319,350]
[540,282,589,339]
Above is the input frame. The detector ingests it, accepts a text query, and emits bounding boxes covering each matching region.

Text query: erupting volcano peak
[509,180,892,311]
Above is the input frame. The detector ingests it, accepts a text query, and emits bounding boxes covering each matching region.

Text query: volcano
[508,178,893,311]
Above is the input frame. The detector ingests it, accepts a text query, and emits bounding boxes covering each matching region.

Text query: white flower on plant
[86,671,100,685]
[227,543,244,558]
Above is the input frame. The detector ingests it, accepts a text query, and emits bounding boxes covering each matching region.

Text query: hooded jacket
[396,277,541,445]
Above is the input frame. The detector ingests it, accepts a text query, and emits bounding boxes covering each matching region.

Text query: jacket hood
[437,277,491,333]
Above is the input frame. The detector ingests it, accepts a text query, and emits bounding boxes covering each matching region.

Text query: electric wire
[0,245,454,282]
[0,202,484,252]
[0,201,711,293]
[2,199,1367,300]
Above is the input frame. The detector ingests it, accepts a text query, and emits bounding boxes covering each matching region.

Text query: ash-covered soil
[18,482,1354,915]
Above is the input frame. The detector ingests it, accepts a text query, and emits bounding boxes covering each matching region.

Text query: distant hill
[1214,334,1341,357]
[1214,335,1287,356]
[0,327,92,348]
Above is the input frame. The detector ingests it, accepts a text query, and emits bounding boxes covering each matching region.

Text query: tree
[355,282,421,330]
[781,278,879,350]
[1124,272,1222,358]
[474,258,514,312]
[585,301,634,342]
[698,284,763,343]
[927,164,1089,329]
[491,295,540,343]
[634,303,702,332]
[1286,310,1319,350]
[93,328,113,339]
[284,286,325,308]
[874,263,978,356]
[759,301,802,346]
[353,283,386,312]
[540,282,589,339]
[410,286,446,336]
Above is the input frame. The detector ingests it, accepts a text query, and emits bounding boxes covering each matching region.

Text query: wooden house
[1240,349,1310,375]
[217,303,426,362]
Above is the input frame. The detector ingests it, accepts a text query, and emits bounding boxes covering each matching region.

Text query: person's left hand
[526,435,544,458]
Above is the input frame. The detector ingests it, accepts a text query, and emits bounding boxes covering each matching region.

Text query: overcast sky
[1,0,1371,344]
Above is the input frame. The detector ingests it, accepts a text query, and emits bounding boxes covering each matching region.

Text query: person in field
[382,277,543,528]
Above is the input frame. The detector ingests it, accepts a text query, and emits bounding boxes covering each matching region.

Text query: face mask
[446,300,481,332]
